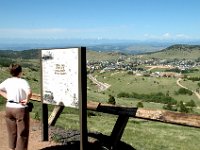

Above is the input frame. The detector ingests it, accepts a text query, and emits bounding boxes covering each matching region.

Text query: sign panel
[41,48,80,108]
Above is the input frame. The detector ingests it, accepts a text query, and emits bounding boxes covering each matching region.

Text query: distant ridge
[0,44,200,60]
[0,49,40,59]
[0,40,170,53]
[164,44,200,50]
[142,44,200,60]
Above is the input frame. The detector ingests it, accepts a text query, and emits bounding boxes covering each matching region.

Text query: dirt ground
[0,111,107,150]
[0,110,135,150]
[0,111,59,150]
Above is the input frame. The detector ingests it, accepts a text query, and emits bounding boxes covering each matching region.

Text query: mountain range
[1,38,200,53]
[0,43,200,60]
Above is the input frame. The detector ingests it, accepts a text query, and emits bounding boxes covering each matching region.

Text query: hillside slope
[142,44,200,60]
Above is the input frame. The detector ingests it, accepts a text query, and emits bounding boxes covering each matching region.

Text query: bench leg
[109,115,129,150]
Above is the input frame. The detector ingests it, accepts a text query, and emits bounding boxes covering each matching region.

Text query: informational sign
[41,48,81,108]
[41,47,87,150]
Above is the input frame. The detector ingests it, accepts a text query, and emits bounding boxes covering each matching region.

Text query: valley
[1,44,200,149]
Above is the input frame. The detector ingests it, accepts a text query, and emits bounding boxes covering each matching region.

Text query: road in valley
[88,74,111,91]
[176,78,200,100]
[88,73,200,100]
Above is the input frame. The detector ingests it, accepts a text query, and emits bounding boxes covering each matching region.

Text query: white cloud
[0,28,106,39]
[0,28,67,38]
[0,27,123,39]
[0,27,197,41]
[175,34,190,39]
[162,33,171,38]
[143,32,192,41]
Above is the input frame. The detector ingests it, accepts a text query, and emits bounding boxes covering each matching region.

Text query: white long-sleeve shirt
[0,77,31,108]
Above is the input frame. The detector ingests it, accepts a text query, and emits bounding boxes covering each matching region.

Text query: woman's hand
[21,89,32,105]
[20,99,28,105]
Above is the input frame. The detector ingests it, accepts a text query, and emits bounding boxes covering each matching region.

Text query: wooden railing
[31,93,200,149]
[31,93,200,128]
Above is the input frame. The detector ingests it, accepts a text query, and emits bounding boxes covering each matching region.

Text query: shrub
[0,57,14,67]
[188,77,200,81]
[163,103,173,111]
[34,111,40,120]
[117,91,177,105]
[108,95,116,105]
[185,100,196,107]
[137,102,144,108]
[175,88,193,95]
[117,92,130,98]
[198,82,200,87]
[163,103,177,111]
[87,110,96,117]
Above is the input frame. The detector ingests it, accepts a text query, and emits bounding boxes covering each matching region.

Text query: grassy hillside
[86,50,129,61]
[87,44,200,61]
[141,44,200,60]
[88,70,200,111]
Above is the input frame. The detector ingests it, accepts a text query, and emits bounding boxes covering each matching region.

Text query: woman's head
[9,64,22,77]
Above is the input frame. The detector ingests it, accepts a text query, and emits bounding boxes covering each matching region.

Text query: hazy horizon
[0,38,199,52]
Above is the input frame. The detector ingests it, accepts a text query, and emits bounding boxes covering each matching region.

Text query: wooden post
[48,105,64,126]
[110,115,129,150]
[79,47,88,150]
[40,50,48,141]
[42,103,49,141]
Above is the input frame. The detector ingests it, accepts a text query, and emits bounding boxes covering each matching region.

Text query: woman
[0,64,32,150]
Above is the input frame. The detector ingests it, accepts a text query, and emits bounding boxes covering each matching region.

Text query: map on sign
[41,48,80,108]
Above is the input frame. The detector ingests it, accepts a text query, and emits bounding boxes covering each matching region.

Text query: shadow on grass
[39,132,136,150]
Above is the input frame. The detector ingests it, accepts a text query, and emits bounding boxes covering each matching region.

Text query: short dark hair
[9,64,22,77]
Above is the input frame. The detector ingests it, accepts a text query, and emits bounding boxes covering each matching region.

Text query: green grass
[1,62,200,149]
[88,113,200,150]
[122,119,200,150]
[90,71,200,106]
[55,113,80,130]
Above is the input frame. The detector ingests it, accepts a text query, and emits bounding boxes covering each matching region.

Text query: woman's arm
[0,90,7,99]
[20,89,32,105]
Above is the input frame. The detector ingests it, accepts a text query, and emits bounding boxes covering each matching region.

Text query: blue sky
[0,0,200,43]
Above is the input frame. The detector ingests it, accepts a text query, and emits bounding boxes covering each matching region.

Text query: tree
[108,95,116,105]
[179,101,189,113]
[166,90,170,97]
